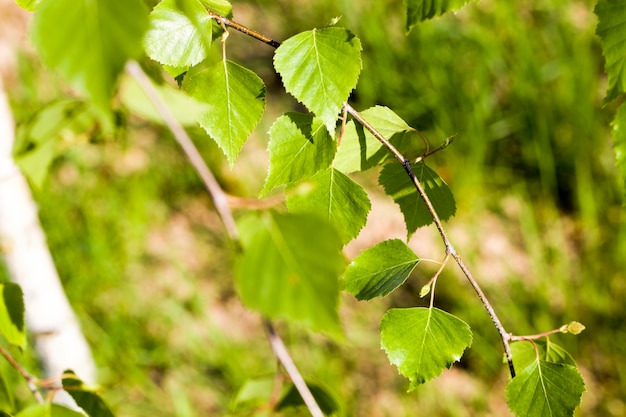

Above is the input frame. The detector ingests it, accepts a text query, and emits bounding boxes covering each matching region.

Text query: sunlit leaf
[343,239,419,300]
[381,307,472,390]
[144,0,214,69]
[379,162,456,239]
[62,371,115,417]
[611,102,626,196]
[261,113,336,196]
[185,60,266,166]
[235,212,345,336]
[286,168,370,244]
[566,321,585,335]
[334,106,415,173]
[405,0,474,33]
[274,27,361,133]
[595,0,626,103]
[232,377,274,410]
[506,360,585,417]
[31,0,148,116]
[0,283,25,349]
[15,0,42,11]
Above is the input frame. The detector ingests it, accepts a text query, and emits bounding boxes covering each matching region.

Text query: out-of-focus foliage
[2,0,624,416]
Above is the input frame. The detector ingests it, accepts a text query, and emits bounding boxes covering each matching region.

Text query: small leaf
[15,0,42,11]
[144,0,214,69]
[379,162,456,239]
[343,239,420,300]
[611,102,626,196]
[380,307,472,390]
[286,168,370,244]
[509,340,576,371]
[405,0,474,33]
[274,27,362,133]
[0,283,25,349]
[566,321,585,335]
[594,0,626,103]
[185,60,266,166]
[419,283,431,298]
[235,212,345,336]
[334,106,415,173]
[506,360,585,417]
[62,371,115,417]
[232,377,274,411]
[31,0,149,116]
[261,113,336,196]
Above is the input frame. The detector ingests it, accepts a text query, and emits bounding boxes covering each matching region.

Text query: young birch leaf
[611,102,626,196]
[343,239,420,300]
[62,371,115,417]
[405,0,474,33]
[509,340,577,372]
[286,168,370,245]
[235,212,345,337]
[31,0,149,116]
[381,308,472,390]
[379,162,456,239]
[261,113,336,196]
[185,60,266,166]
[0,283,26,349]
[506,360,585,417]
[274,28,362,133]
[201,0,232,16]
[595,0,626,103]
[144,0,214,69]
[334,106,414,173]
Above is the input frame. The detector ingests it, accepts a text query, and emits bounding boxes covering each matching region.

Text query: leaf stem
[0,344,44,403]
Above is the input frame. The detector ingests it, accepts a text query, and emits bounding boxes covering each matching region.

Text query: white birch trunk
[0,78,96,389]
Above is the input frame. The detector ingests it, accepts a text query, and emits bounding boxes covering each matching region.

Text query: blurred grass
[1,0,625,416]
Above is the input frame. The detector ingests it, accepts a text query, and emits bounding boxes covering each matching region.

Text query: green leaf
[506,360,585,417]
[232,377,274,411]
[274,27,362,133]
[0,368,14,412]
[13,100,99,188]
[286,168,370,244]
[119,75,210,126]
[334,106,415,173]
[15,0,42,11]
[261,113,336,196]
[611,102,626,196]
[405,0,474,33]
[380,307,472,390]
[595,0,626,103]
[144,0,214,69]
[31,0,149,116]
[62,371,114,417]
[509,340,576,371]
[343,239,420,300]
[379,162,456,239]
[0,283,25,349]
[185,60,266,166]
[16,404,84,417]
[277,382,339,415]
[235,212,345,336]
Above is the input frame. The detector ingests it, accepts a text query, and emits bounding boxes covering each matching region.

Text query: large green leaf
[62,371,115,417]
[185,60,266,166]
[343,239,420,300]
[235,212,345,336]
[380,307,472,390]
[261,113,336,196]
[509,340,576,371]
[0,283,25,349]
[286,168,370,244]
[379,162,456,239]
[273,28,362,133]
[506,360,585,417]
[31,0,148,116]
[611,102,626,196]
[144,0,214,69]
[405,0,474,33]
[334,106,415,174]
[595,0,626,103]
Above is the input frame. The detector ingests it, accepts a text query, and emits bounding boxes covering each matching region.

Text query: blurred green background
[1,0,625,415]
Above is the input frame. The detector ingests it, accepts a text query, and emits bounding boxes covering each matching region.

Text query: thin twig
[126,60,326,414]
[264,320,325,417]
[0,344,44,403]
